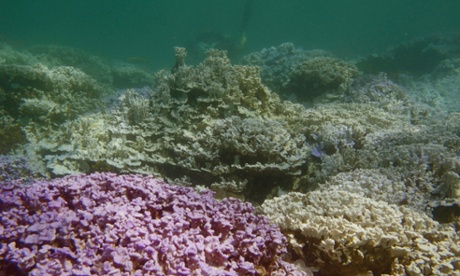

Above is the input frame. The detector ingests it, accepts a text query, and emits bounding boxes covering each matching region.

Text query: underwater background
[2,0,460,68]
[1,1,460,275]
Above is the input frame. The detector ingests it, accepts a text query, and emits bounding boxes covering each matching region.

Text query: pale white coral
[319,169,426,211]
[261,190,460,275]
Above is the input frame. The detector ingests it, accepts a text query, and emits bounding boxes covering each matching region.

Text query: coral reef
[24,49,310,201]
[1,38,460,276]
[261,190,460,275]
[0,43,155,155]
[110,62,155,88]
[283,73,460,217]
[403,60,460,112]
[27,45,114,86]
[0,43,155,90]
[27,45,155,88]
[0,43,38,66]
[20,49,460,209]
[0,172,304,275]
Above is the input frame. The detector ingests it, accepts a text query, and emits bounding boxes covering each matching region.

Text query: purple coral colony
[0,173,298,275]
[1,35,460,275]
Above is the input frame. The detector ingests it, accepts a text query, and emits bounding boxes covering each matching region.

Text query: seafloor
[0,36,459,275]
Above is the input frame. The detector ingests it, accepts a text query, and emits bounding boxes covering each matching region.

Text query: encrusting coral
[0,172,305,275]
[261,190,460,276]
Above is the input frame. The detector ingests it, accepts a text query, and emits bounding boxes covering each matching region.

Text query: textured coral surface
[0,173,302,275]
[262,191,460,276]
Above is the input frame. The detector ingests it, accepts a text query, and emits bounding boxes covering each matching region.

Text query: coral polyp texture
[261,190,460,276]
[0,172,303,276]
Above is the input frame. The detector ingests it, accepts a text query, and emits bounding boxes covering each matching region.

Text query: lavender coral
[0,172,302,275]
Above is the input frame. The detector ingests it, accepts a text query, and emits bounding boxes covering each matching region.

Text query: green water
[1,0,460,68]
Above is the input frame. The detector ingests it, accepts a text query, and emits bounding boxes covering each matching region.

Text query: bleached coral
[175,116,308,173]
[19,48,460,207]
[0,43,155,152]
[319,169,416,207]
[261,190,460,275]
[432,171,460,199]
[23,50,310,201]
